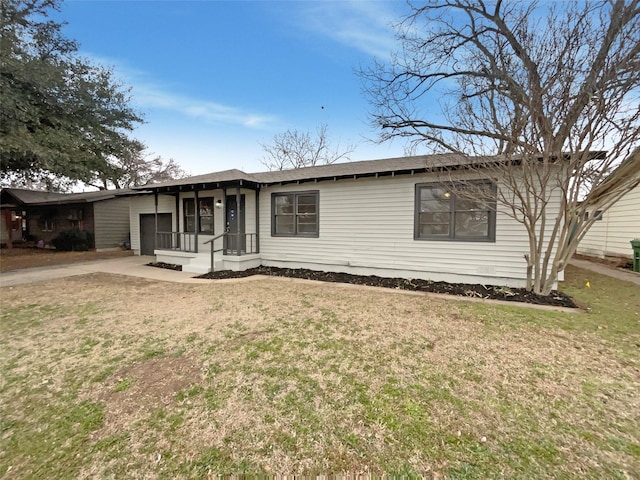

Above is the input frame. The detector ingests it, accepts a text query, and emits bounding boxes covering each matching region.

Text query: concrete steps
[154,249,262,274]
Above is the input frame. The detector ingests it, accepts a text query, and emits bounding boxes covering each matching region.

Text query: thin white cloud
[291,1,402,59]
[80,53,276,129]
[133,83,275,128]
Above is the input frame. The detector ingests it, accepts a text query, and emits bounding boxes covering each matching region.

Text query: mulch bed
[146,262,183,271]
[195,266,577,308]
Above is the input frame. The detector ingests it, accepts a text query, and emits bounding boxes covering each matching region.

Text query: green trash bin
[631,239,640,273]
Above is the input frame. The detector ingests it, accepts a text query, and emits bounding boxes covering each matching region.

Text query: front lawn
[0,265,638,478]
[0,247,132,272]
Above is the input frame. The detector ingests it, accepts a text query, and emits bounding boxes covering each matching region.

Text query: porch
[135,174,262,274]
[154,231,261,274]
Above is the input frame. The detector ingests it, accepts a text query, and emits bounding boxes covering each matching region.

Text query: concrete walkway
[569,258,640,286]
[0,255,211,287]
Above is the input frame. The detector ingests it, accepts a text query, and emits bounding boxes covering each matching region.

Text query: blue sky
[56,0,411,176]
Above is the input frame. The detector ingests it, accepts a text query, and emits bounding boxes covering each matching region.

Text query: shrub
[51,229,94,251]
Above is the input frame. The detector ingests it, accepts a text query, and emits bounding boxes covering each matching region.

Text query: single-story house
[577,182,640,261]
[0,188,133,250]
[129,154,565,288]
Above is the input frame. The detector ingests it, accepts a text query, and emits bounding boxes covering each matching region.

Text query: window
[415,182,496,241]
[42,219,54,232]
[184,198,214,233]
[198,198,214,233]
[583,210,603,222]
[272,191,319,237]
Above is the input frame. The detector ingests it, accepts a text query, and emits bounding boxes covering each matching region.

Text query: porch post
[154,191,158,251]
[255,187,260,254]
[174,193,180,250]
[194,189,199,253]
[222,189,227,255]
[236,186,241,256]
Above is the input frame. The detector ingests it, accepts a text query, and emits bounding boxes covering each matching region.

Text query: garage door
[140,213,172,256]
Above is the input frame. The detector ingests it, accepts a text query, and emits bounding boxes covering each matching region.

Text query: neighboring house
[577,182,640,260]
[129,154,565,288]
[0,188,133,250]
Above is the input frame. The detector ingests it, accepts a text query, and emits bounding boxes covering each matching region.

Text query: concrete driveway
[0,255,210,287]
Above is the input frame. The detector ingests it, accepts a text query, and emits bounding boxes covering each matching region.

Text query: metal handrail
[204,232,259,273]
[204,233,227,273]
[203,233,227,245]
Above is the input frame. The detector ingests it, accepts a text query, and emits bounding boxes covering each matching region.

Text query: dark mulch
[195,266,577,308]
[147,262,183,271]
[619,260,636,272]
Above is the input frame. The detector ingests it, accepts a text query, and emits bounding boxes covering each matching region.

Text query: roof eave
[145,179,261,194]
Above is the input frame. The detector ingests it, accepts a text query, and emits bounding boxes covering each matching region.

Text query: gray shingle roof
[251,154,473,183]
[1,187,136,206]
[138,154,478,190]
[137,169,260,189]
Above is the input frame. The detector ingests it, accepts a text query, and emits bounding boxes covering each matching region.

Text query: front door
[226,195,245,252]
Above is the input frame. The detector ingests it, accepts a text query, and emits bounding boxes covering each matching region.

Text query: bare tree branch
[260,124,355,171]
[362,0,640,294]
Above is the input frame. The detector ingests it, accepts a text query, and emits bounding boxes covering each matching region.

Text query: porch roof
[136,169,261,192]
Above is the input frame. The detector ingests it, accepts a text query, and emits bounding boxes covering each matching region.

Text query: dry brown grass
[0,247,133,272]
[1,270,638,478]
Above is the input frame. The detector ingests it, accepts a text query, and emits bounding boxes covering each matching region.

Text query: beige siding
[93,197,131,250]
[129,194,176,254]
[578,184,640,258]
[259,173,561,287]
[128,172,563,286]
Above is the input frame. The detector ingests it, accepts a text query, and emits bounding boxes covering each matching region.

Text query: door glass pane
[185,217,195,233]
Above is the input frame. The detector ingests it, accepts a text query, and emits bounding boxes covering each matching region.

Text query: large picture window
[415,182,496,241]
[184,197,214,234]
[272,191,319,237]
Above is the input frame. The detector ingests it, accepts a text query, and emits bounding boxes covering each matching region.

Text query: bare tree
[362,0,640,294]
[88,141,188,189]
[260,124,355,171]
